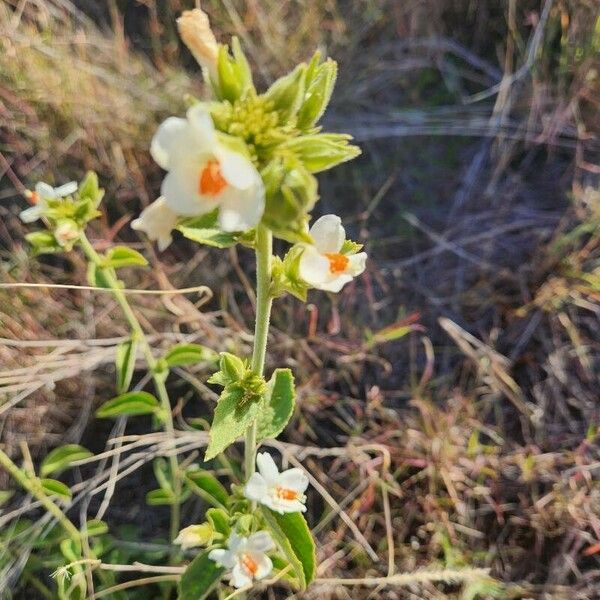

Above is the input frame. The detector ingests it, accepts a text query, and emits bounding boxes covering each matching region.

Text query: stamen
[275,486,299,501]
[240,553,258,576]
[199,159,227,196]
[324,252,349,275]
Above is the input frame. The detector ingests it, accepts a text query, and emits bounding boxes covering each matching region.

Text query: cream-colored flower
[299,215,367,292]
[151,105,264,232]
[131,197,178,251]
[20,181,78,223]
[244,452,309,514]
[209,531,274,589]
[54,220,79,248]
[177,8,218,77]
[174,523,213,551]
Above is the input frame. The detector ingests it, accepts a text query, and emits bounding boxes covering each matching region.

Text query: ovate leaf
[146,489,176,506]
[257,369,295,441]
[164,343,217,367]
[102,246,148,269]
[204,387,260,461]
[178,550,224,600]
[206,508,231,537]
[41,444,93,477]
[186,469,229,508]
[41,478,72,499]
[261,508,316,589]
[96,391,160,418]
[115,337,138,394]
[178,210,243,248]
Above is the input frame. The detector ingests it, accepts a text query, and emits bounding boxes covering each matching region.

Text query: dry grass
[1,0,599,598]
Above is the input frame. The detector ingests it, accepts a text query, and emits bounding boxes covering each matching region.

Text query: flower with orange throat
[244,452,309,514]
[208,531,274,589]
[299,214,367,292]
[151,105,265,232]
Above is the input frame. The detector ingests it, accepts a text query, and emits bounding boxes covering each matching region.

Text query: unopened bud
[177,8,218,77]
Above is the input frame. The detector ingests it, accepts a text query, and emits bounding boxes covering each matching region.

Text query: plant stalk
[244,224,273,479]
[0,450,80,543]
[79,233,181,545]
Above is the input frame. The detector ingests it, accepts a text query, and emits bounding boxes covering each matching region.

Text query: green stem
[244,224,273,479]
[0,450,80,543]
[79,234,181,546]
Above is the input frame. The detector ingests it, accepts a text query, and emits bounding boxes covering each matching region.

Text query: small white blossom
[151,105,265,232]
[174,523,213,551]
[244,452,309,514]
[20,181,78,223]
[299,214,367,292]
[209,531,274,589]
[54,220,80,248]
[131,197,178,251]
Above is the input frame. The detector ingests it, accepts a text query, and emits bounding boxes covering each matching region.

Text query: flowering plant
[8,5,365,598]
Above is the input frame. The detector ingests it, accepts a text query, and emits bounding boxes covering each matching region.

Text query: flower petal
[131,197,178,251]
[299,245,331,287]
[161,164,218,216]
[215,146,259,191]
[256,453,280,483]
[20,205,44,223]
[227,532,244,553]
[253,553,273,580]
[347,252,367,277]
[217,183,265,232]
[187,105,217,145]
[248,531,275,553]
[231,563,252,589]
[244,472,268,503]
[150,117,188,170]
[54,181,78,197]
[314,274,354,293]
[309,214,345,253]
[208,548,236,569]
[35,182,56,198]
[278,468,309,494]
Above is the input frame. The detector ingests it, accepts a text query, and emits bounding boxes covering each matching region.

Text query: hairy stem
[0,450,80,543]
[244,224,273,479]
[79,234,181,546]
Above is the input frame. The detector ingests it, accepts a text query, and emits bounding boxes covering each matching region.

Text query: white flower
[131,197,178,251]
[151,105,265,232]
[299,214,367,292]
[174,523,213,551]
[54,220,80,248]
[244,452,309,514]
[209,531,274,589]
[20,181,78,223]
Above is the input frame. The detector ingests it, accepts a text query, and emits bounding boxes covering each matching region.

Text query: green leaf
[263,64,306,123]
[153,457,173,493]
[102,246,148,269]
[41,478,72,499]
[146,488,176,506]
[96,391,160,418]
[115,337,138,394]
[85,519,109,537]
[297,55,337,129]
[186,469,229,508]
[164,343,217,367]
[204,386,260,461]
[178,210,243,247]
[178,550,224,600]
[78,171,104,207]
[283,134,361,173]
[261,508,316,589]
[41,444,93,477]
[25,231,62,255]
[206,508,231,537]
[257,369,295,441]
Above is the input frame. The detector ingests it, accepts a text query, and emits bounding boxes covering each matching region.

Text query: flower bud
[263,64,306,124]
[283,133,361,173]
[54,220,80,249]
[215,38,254,103]
[177,8,218,78]
[174,523,214,550]
[297,54,337,130]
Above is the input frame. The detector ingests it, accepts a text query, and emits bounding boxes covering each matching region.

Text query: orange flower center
[29,191,40,205]
[324,252,349,274]
[199,159,227,196]
[240,553,258,576]
[275,486,299,501]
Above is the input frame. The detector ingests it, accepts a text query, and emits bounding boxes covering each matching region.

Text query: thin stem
[0,450,80,543]
[244,224,273,479]
[79,234,181,545]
